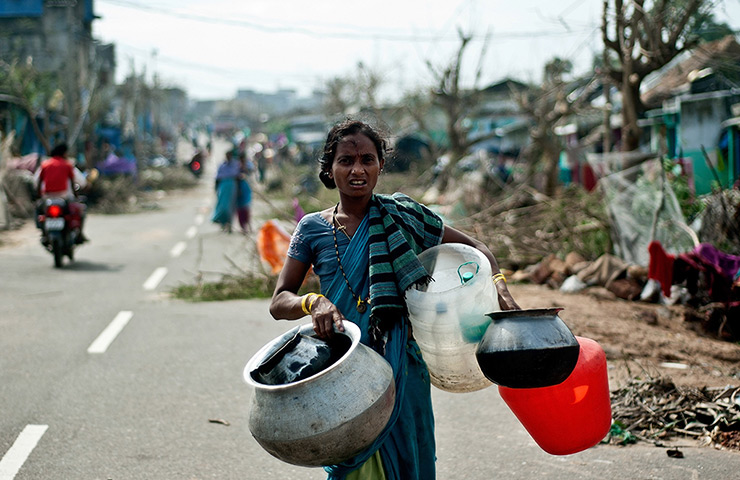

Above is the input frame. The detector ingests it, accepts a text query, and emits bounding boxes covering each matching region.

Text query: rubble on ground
[609,377,740,451]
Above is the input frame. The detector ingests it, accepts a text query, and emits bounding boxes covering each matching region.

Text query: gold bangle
[492,273,507,285]
[301,293,315,315]
[308,294,325,312]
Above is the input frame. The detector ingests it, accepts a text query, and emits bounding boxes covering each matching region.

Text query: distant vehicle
[188,149,205,178]
[36,197,84,268]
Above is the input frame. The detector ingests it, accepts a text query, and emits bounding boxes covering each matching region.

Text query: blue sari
[237,178,251,207]
[211,160,240,225]
[287,195,443,479]
[290,214,435,480]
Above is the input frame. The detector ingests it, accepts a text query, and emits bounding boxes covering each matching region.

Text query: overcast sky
[92,0,740,101]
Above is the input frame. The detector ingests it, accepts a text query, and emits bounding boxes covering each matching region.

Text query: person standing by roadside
[269,119,519,479]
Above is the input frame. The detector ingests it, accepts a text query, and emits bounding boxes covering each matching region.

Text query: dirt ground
[509,283,740,390]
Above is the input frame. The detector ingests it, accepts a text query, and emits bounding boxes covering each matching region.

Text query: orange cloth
[257,220,292,274]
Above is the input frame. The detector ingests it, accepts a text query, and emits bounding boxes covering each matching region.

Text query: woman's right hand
[310,296,346,339]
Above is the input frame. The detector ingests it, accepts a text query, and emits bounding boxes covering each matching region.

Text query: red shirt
[38,156,75,195]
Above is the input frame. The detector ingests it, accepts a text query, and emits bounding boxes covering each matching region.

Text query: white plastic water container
[406,243,500,393]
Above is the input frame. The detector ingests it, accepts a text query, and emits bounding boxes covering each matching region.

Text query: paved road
[2,146,739,479]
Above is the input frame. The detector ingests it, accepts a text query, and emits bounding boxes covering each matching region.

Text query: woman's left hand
[497,286,521,311]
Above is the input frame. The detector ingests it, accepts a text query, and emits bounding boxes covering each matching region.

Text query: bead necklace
[332,203,370,313]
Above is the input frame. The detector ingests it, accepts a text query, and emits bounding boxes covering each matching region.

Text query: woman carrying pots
[269,119,519,479]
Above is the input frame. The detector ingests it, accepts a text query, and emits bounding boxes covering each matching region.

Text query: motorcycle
[188,150,204,178]
[36,197,84,268]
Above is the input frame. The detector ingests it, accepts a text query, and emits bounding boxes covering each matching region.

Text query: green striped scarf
[368,193,444,353]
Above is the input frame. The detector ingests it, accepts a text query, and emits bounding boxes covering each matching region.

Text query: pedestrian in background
[236,151,254,234]
[211,148,240,233]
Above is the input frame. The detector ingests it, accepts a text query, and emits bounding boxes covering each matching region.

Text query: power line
[114,41,317,81]
[99,0,593,42]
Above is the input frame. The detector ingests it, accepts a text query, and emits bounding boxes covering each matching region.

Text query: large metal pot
[243,322,395,467]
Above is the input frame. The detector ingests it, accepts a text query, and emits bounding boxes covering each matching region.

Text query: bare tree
[516,59,598,196]
[426,29,494,164]
[322,62,384,117]
[601,0,715,151]
[417,28,508,189]
[323,76,353,117]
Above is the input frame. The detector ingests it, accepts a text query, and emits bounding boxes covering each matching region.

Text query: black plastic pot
[475,307,580,388]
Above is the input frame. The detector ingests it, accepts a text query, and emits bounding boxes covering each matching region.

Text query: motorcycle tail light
[47,205,63,217]
[191,161,201,171]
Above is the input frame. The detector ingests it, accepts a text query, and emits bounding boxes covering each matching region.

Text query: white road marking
[185,226,197,239]
[87,311,133,354]
[170,241,187,258]
[0,424,48,480]
[143,267,168,291]
[194,214,204,225]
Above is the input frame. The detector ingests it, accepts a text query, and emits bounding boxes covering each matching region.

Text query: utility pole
[601,15,612,155]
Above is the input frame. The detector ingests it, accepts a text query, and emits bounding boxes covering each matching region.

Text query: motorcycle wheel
[52,237,64,268]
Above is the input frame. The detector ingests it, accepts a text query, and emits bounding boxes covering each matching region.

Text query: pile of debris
[456,184,610,269]
[1,168,36,228]
[510,246,740,342]
[609,377,740,451]
[465,184,740,342]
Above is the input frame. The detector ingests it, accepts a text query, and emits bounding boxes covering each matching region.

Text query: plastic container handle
[457,261,480,284]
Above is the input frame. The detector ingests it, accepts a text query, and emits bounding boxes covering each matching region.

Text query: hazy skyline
[93,0,740,101]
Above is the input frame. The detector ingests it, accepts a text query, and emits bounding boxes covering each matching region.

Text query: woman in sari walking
[269,119,519,479]
[211,149,240,233]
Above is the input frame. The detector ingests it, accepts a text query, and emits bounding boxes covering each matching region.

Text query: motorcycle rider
[34,142,89,243]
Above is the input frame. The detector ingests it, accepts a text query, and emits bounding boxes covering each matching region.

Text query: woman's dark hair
[50,143,68,158]
[318,119,389,189]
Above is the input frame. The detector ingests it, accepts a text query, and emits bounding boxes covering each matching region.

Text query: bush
[87,166,198,214]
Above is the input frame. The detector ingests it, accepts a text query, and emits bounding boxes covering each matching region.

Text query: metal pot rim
[243,321,361,390]
[485,307,564,321]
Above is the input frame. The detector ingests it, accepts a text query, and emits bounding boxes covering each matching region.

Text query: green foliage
[663,158,705,222]
[171,273,321,301]
[556,186,612,261]
[172,274,278,301]
[87,167,198,214]
[0,59,58,110]
[565,226,612,262]
[687,8,735,42]
[137,166,198,191]
[608,421,637,445]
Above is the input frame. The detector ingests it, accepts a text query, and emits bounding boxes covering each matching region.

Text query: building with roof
[640,35,740,194]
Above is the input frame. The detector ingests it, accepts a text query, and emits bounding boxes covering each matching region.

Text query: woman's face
[331,133,384,197]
